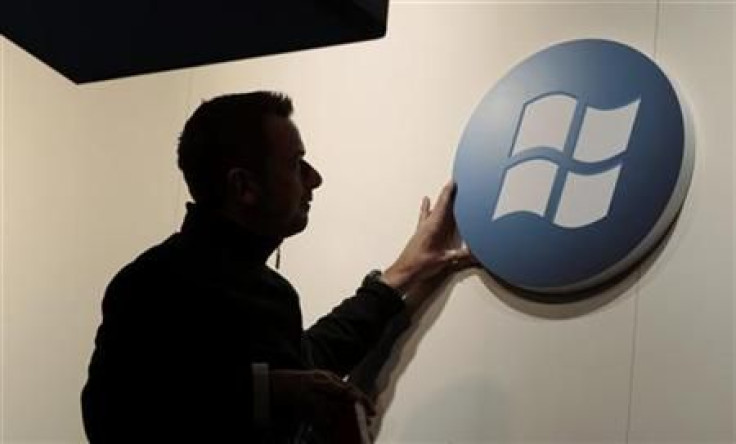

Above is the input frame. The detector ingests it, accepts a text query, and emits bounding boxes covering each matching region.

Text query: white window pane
[493,159,558,220]
[572,99,640,163]
[554,166,622,228]
[511,94,577,156]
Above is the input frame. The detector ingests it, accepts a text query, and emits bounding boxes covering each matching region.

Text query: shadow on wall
[393,375,509,443]
[349,270,476,439]
[349,210,682,440]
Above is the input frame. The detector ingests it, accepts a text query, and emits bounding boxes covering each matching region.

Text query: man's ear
[226,167,261,206]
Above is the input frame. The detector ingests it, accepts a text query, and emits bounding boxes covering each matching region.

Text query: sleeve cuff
[362,270,405,307]
[251,362,270,428]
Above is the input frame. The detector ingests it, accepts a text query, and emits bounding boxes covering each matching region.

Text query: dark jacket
[81,204,406,442]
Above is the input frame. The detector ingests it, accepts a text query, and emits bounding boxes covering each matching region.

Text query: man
[81,92,472,442]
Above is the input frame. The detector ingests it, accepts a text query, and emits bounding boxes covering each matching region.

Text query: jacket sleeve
[303,274,409,377]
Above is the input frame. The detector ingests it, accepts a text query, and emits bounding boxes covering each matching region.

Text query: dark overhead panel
[1,0,389,84]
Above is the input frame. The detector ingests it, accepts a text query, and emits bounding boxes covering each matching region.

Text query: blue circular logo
[453,39,691,295]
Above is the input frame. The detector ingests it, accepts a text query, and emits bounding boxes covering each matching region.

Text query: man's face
[256,115,323,238]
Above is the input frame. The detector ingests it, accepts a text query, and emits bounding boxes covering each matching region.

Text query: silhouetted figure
[81,92,472,443]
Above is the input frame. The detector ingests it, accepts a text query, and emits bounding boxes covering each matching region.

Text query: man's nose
[305,161,323,189]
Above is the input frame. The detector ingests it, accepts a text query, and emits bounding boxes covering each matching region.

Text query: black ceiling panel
[1,0,389,83]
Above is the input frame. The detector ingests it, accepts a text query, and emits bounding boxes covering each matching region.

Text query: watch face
[453,39,691,296]
[368,270,383,281]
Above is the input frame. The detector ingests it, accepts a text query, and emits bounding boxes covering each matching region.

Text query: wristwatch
[365,269,383,284]
[363,268,405,301]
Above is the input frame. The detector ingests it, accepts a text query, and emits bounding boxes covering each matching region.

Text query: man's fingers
[443,246,467,260]
[348,386,376,416]
[455,254,481,271]
[332,384,376,418]
[316,371,352,393]
[443,247,480,270]
[431,182,456,218]
[425,182,458,232]
[417,196,431,227]
[312,371,375,415]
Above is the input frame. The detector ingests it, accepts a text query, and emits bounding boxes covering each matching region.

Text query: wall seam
[732,4,736,442]
[625,3,661,443]
[0,35,6,444]
[0,37,6,443]
[652,0,661,61]
[624,275,641,444]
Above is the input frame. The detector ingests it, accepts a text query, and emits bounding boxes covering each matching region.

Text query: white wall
[627,5,733,442]
[1,33,5,443]
[1,1,733,442]
[0,35,191,442]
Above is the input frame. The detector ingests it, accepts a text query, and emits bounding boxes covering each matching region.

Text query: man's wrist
[380,264,415,294]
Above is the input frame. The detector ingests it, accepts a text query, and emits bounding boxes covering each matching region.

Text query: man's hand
[381,182,477,294]
[270,369,375,431]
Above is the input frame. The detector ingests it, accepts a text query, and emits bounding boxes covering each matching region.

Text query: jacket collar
[179,202,281,265]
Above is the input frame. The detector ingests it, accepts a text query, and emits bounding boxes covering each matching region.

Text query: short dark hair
[177,91,293,205]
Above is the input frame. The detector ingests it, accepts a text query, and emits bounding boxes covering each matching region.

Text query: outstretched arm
[270,182,477,438]
[304,181,477,374]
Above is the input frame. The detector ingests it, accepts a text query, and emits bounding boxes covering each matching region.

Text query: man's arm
[303,182,476,375]
[266,183,477,437]
[303,271,408,375]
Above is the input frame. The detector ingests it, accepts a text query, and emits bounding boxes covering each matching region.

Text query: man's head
[177,92,322,239]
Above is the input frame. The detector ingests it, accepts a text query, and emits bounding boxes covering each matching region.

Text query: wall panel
[0,35,6,443]
[628,5,734,444]
[2,38,190,441]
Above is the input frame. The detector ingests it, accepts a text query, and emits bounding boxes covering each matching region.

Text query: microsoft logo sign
[453,39,693,296]
[493,94,639,228]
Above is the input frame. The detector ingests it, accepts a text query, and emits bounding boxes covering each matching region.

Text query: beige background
[1,1,733,442]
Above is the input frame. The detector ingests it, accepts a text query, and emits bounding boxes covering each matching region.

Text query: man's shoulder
[101,234,191,308]
[113,234,184,281]
[102,231,259,307]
